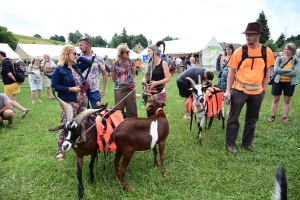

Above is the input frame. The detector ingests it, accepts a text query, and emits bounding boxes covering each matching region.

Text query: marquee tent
[15,44,139,60]
[0,43,21,60]
[139,36,223,69]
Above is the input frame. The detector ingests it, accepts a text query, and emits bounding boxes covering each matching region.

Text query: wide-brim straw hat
[241,22,263,34]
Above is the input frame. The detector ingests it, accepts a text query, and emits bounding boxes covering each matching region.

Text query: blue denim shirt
[52,57,92,102]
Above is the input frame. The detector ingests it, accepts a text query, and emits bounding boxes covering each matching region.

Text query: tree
[121,27,128,44]
[162,36,179,41]
[275,33,285,48]
[33,34,41,38]
[127,35,135,49]
[148,39,152,46]
[264,40,277,52]
[50,34,59,41]
[256,11,271,44]
[68,30,83,44]
[132,34,148,48]
[92,35,107,47]
[108,33,122,48]
[0,26,18,50]
[58,35,66,42]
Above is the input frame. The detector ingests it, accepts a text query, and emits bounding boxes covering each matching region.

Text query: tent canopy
[139,36,224,68]
[0,43,21,60]
[15,44,139,60]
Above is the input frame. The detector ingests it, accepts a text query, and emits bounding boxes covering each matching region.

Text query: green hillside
[14,34,66,45]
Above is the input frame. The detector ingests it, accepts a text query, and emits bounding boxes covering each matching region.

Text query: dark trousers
[226,89,265,146]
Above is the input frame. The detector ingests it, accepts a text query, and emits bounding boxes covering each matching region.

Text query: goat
[105,99,169,191]
[272,165,287,200]
[48,95,107,199]
[185,76,225,144]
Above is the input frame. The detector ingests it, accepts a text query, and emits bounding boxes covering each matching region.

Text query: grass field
[0,74,299,199]
[14,34,66,45]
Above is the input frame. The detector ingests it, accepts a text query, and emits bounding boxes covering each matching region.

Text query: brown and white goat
[105,100,169,191]
[48,96,107,199]
[186,76,225,144]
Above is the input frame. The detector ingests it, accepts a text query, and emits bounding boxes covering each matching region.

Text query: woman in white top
[28,58,43,103]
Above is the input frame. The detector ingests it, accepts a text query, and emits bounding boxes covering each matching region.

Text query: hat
[189,57,195,64]
[241,22,262,34]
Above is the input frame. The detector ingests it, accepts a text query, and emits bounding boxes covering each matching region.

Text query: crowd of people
[1,21,299,159]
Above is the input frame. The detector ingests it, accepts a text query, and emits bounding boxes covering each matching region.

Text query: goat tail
[104,131,116,152]
[272,165,287,200]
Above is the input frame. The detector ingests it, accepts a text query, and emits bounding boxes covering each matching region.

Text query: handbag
[268,57,292,85]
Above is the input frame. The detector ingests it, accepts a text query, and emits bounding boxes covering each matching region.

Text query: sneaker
[8,121,14,128]
[282,118,288,124]
[226,144,237,154]
[242,144,258,153]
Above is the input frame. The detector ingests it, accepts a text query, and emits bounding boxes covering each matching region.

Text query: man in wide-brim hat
[223,22,275,154]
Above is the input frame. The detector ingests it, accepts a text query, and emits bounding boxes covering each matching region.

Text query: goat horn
[51,89,73,121]
[198,75,201,85]
[74,109,100,125]
[185,77,196,87]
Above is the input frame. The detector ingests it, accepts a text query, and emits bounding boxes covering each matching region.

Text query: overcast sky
[1,0,299,46]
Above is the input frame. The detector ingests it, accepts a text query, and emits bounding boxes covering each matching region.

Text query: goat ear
[48,124,65,131]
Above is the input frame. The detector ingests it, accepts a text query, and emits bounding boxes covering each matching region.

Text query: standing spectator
[78,37,107,109]
[177,67,214,119]
[142,41,170,117]
[28,58,43,103]
[52,45,92,161]
[135,58,141,76]
[267,43,299,124]
[175,56,182,73]
[169,57,176,76]
[218,44,235,115]
[216,54,222,76]
[166,56,171,65]
[104,55,111,77]
[0,51,29,118]
[0,93,15,128]
[42,54,56,100]
[111,43,137,118]
[188,56,196,69]
[223,22,275,154]
[185,56,191,70]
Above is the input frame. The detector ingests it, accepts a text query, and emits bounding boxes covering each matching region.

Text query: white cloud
[0,0,299,46]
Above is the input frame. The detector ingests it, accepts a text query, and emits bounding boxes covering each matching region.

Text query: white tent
[139,36,223,69]
[15,44,139,60]
[15,44,63,60]
[0,43,21,60]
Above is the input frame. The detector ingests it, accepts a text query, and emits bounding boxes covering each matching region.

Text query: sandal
[282,118,289,124]
[267,117,275,122]
[22,109,29,118]
[56,153,64,162]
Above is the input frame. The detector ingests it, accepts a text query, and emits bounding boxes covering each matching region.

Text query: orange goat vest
[189,86,223,118]
[96,109,124,152]
[205,86,223,118]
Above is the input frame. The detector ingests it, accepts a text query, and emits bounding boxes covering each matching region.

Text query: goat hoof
[88,177,94,184]
[122,185,130,191]
[162,171,168,177]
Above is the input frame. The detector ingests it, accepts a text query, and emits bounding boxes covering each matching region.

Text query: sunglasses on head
[79,36,91,45]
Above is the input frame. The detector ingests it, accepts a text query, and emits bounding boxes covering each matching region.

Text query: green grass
[0,74,300,199]
[14,34,66,45]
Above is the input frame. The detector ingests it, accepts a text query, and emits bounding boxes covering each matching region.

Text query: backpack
[12,60,25,82]
[204,85,223,118]
[238,44,267,77]
[96,109,124,152]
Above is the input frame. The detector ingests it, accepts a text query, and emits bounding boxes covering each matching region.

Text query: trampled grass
[0,73,299,200]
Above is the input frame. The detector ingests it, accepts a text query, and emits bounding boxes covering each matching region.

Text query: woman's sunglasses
[122,51,130,54]
[71,52,78,56]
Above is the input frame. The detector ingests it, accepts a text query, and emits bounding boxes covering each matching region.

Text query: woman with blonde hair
[52,45,92,161]
[142,41,170,117]
[267,43,300,124]
[111,43,137,118]
[28,57,43,103]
